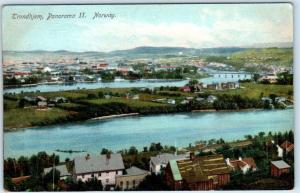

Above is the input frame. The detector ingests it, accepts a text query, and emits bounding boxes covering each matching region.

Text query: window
[91,173,94,178]
[106,179,109,183]
[120,181,123,188]
[106,172,109,176]
[133,180,136,188]
[82,174,85,178]
[126,181,129,189]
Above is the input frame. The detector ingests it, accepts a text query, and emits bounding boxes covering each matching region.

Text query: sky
[2,3,293,52]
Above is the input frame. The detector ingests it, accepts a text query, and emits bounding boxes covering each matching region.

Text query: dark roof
[44,164,71,177]
[74,153,125,174]
[150,153,189,165]
[124,166,149,176]
[175,154,230,183]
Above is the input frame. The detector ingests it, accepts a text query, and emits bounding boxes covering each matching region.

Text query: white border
[0,1,298,193]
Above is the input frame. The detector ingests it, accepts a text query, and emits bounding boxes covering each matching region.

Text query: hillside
[205,47,293,71]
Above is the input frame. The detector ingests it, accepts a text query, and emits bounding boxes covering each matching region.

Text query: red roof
[14,72,31,76]
[230,157,257,170]
[280,140,294,152]
[11,176,31,185]
[180,86,191,92]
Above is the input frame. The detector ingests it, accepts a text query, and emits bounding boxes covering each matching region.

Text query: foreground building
[44,164,72,180]
[73,153,124,186]
[270,160,291,177]
[226,157,257,174]
[115,166,149,190]
[150,153,189,175]
[165,153,230,190]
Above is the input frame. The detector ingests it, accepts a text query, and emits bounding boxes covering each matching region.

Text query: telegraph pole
[53,153,55,191]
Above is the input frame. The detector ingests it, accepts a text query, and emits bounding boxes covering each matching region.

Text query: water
[4,109,294,160]
[4,74,250,94]
[4,79,188,94]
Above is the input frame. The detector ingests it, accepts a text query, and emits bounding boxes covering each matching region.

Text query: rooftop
[124,166,149,176]
[150,153,189,165]
[44,164,71,177]
[271,160,291,169]
[74,153,125,174]
[172,154,230,183]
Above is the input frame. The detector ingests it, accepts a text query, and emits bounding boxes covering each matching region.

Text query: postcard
[2,3,294,191]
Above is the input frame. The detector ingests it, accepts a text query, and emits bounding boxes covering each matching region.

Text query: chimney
[85,154,90,160]
[190,152,195,160]
[106,152,111,165]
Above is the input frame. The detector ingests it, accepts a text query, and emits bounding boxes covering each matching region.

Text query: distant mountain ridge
[3,42,293,57]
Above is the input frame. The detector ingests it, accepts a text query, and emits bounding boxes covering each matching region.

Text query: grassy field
[83,97,169,108]
[4,107,70,130]
[205,47,293,70]
[4,82,293,130]
[208,83,293,100]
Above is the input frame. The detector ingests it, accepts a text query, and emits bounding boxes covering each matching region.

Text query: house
[23,96,38,105]
[193,83,204,92]
[275,97,286,103]
[180,100,189,105]
[226,157,257,174]
[259,74,278,83]
[270,160,291,177]
[185,97,194,101]
[180,86,191,92]
[104,94,111,99]
[73,153,124,187]
[11,176,31,185]
[37,96,47,102]
[37,101,48,109]
[167,99,176,105]
[280,140,294,153]
[261,97,273,103]
[44,164,72,180]
[165,153,230,190]
[221,82,239,90]
[277,145,283,158]
[150,153,189,175]
[206,83,220,90]
[115,166,149,190]
[207,95,218,103]
[50,97,68,104]
[126,93,139,100]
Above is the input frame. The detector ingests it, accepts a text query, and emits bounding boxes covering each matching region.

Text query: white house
[149,153,189,175]
[73,153,124,186]
[277,145,283,158]
[226,157,257,174]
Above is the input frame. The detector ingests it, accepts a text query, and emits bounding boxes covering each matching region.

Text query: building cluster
[21,95,68,109]
[11,139,292,191]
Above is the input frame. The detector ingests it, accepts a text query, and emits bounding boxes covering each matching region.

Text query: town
[4,130,294,191]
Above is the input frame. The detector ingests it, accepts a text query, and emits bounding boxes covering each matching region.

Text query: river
[4,74,250,94]
[4,109,294,160]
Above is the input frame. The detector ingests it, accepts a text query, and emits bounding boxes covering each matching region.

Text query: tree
[129,146,138,155]
[43,169,60,186]
[18,99,25,108]
[100,148,109,155]
[87,93,97,99]
[98,91,104,98]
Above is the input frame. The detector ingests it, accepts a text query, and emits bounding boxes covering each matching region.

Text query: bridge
[209,72,254,79]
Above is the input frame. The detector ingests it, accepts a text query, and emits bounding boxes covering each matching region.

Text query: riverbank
[90,113,139,120]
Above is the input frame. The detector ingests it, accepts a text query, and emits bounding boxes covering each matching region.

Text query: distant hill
[3,43,293,59]
[107,46,247,56]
